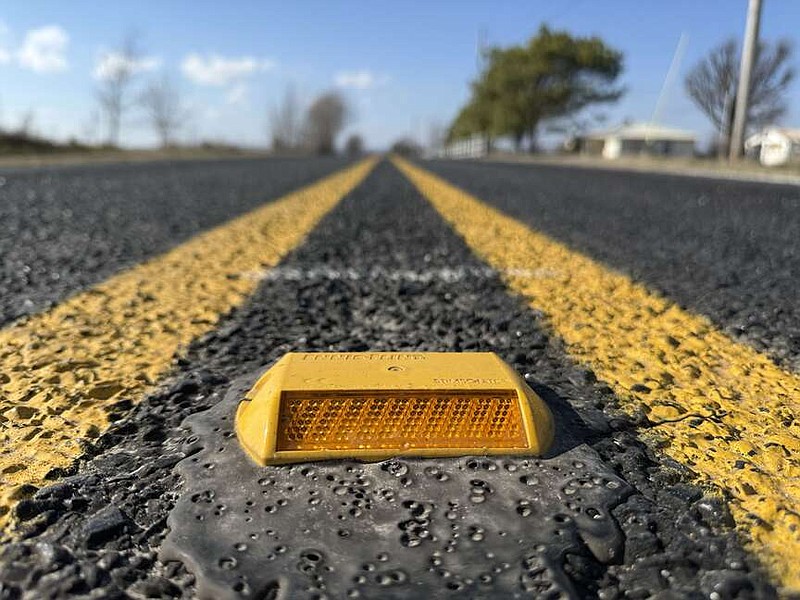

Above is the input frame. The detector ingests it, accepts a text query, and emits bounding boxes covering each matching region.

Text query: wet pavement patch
[162,372,631,599]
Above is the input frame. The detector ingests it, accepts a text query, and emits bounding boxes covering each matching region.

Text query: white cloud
[0,22,12,65]
[225,83,248,105]
[93,51,161,80]
[17,25,69,73]
[181,53,274,86]
[334,70,389,90]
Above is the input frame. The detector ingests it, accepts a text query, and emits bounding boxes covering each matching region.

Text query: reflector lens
[276,391,527,451]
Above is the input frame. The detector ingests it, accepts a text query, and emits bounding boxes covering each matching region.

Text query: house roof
[768,127,800,142]
[584,122,696,142]
[745,127,800,147]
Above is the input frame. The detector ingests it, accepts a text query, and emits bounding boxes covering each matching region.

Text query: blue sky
[1,0,798,150]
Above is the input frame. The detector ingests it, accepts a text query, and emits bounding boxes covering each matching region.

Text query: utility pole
[729,0,762,160]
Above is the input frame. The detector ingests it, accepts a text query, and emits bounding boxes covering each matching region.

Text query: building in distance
[566,122,696,160]
[745,127,800,167]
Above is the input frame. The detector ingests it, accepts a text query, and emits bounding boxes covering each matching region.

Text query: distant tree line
[448,25,624,152]
[269,88,360,155]
[96,35,187,148]
[95,34,364,154]
[0,117,93,155]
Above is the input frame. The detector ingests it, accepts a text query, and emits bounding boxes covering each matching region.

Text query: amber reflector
[235,352,554,465]
[276,391,527,451]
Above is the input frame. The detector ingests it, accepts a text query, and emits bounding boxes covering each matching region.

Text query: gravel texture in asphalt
[0,157,348,326]
[425,160,800,372]
[0,160,776,599]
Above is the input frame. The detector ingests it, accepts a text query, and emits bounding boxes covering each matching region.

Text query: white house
[744,127,800,167]
[570,122,696,159]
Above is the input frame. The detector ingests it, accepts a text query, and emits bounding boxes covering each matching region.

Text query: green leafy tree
[448,95,494,143]
[449,26,624,151]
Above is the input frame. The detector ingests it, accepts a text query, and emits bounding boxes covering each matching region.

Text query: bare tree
[686,38,794,156]
[390,137,422,157]
[304,92,349,155]
[269,86,302,152]
[96,35,141,146]
[344,133,364,157]
[140,75,186,147]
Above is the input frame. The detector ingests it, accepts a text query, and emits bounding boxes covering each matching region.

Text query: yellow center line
[393,156,800,592]
[0,158,377,534]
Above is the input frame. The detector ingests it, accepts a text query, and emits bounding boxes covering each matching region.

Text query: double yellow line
[394,156,800,592]
[1,155,798,592]
[0,158,377,532]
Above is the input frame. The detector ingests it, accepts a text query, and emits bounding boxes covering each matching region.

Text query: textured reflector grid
[276,391,527,451]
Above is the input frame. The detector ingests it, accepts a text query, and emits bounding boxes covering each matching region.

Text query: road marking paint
[394,156,800,591]
[0,158,377,534]
[258,265,557,283]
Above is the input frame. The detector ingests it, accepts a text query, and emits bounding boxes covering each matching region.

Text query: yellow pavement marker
[0,158,377,534]
[394,156,800,592]
[235,352,554,465]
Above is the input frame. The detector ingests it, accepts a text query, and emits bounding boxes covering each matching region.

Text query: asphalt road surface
[1,156,798,599]
[424,160,800,373]
[0,157,349,326]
